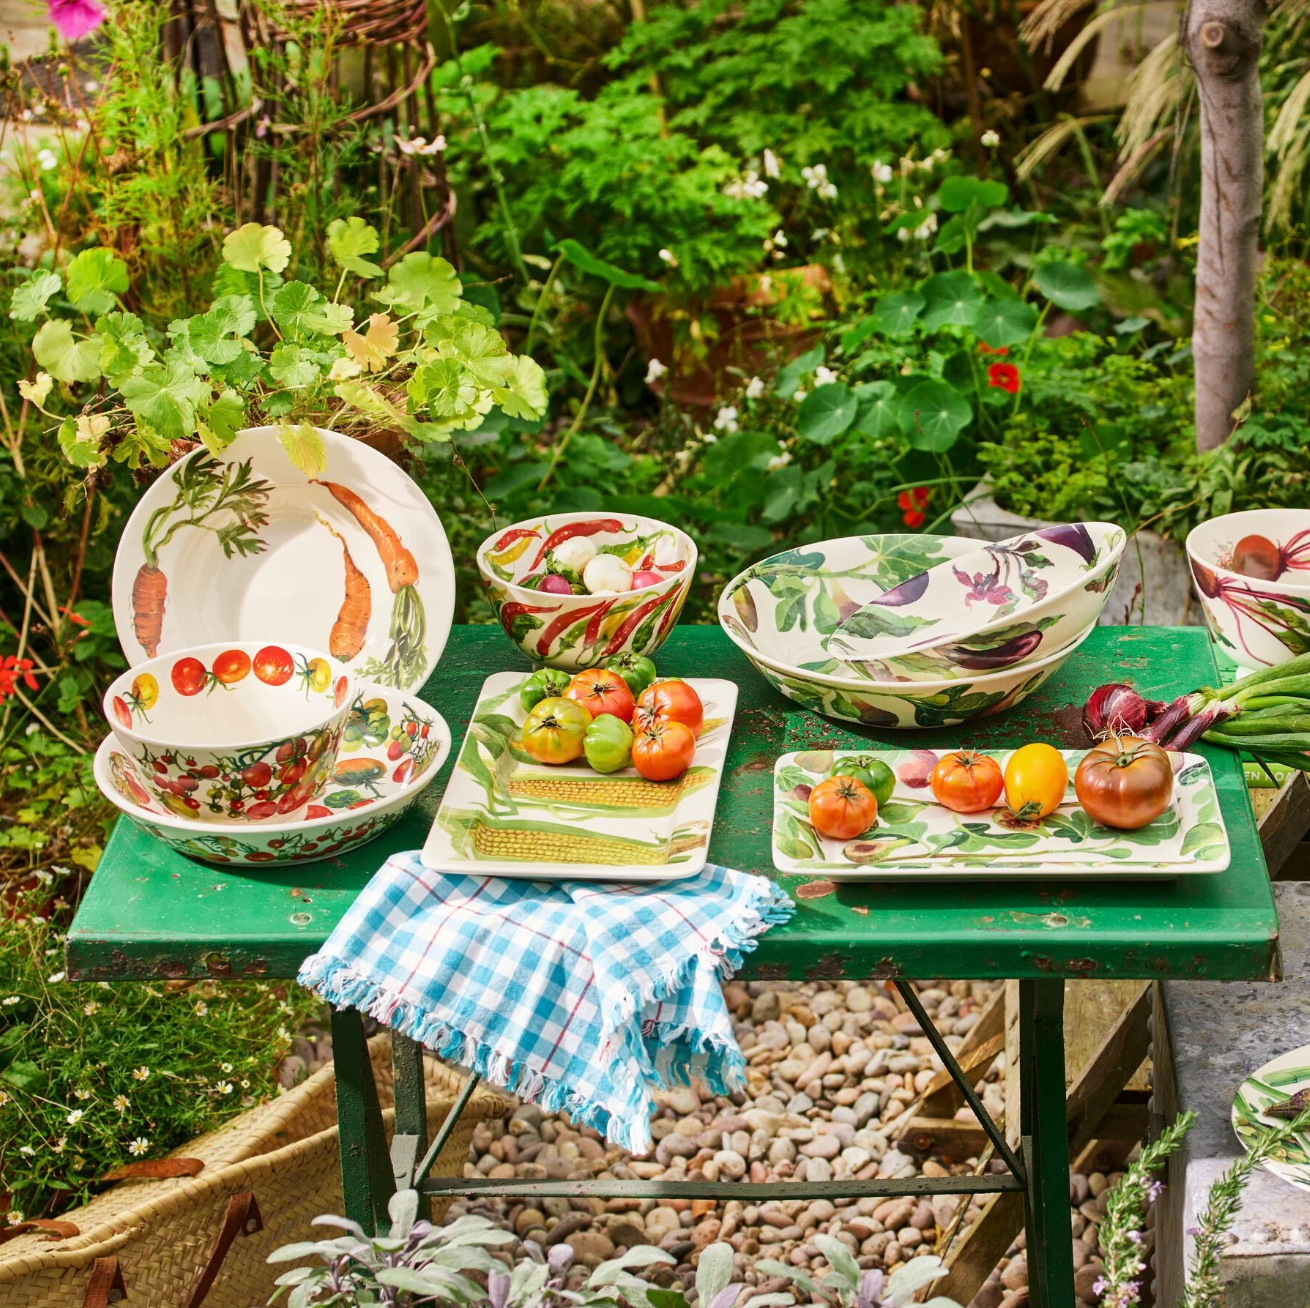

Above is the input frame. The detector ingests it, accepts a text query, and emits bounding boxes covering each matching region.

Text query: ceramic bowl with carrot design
[476,512,698,669]
[103,641,356,821]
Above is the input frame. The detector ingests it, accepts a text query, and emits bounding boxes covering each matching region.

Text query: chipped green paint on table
[67,625,1279,1308]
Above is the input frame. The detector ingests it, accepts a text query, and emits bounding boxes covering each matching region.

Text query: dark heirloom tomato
[1074,735,1173,830]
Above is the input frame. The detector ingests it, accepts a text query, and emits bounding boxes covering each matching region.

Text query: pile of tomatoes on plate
[807,737,1175,841]
[517,652,705,782]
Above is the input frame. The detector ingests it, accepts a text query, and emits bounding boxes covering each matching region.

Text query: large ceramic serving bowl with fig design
[103,641,355,821]
[824,522,1125,681]
[477,512,697,670]
[1186,510,1310,671]
[717,534,1095,728]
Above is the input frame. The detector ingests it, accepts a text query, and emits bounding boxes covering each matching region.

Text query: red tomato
[253,645,294,686]
[213,649,251,684]
[565,669,636,722]
[246,801,279,820]
[635,679,704,737]
[171,657,206,696]
[632,719,696,781]
[242,761,273,788]
[393,759,414,783]
[112,697,131,727]
[930,750,1004,813]
[306,805,331,819]
[334,675,349,707]
[808,775,878,840]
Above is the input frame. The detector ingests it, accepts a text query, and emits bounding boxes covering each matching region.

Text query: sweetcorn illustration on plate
[421,672,738,880]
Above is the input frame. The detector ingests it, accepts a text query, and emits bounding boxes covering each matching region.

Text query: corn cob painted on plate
[421,672,738,880]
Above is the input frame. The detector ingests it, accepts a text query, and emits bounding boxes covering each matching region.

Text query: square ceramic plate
[422,673,738,880]
[772,747,1230,882]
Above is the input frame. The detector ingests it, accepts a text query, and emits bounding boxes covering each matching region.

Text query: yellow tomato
[305,657,332,692]
[131,673,159,710]
[1003,743,1069,821]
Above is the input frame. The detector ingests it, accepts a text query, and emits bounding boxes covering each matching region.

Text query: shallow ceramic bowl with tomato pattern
[103,641,355,821]
[718,534,1094,728]
[476,512,697,670]
[96,687,450,865]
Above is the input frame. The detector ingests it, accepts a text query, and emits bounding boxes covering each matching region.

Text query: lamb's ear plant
[757,1235,963,1308]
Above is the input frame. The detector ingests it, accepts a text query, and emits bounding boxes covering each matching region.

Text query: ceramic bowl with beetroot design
[476,511,697,670]
[103,641,355,822]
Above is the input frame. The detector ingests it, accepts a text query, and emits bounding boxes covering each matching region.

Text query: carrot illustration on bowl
[132,454,272,657]
[312,479,426,689]
[317,515,372,660]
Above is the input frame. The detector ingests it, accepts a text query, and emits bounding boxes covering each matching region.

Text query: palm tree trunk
[1183,0,1265,452]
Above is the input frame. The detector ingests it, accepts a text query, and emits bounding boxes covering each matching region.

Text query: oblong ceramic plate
[96,687,450,866]
[1232,1045,1310,1193]
[112,427,454,692]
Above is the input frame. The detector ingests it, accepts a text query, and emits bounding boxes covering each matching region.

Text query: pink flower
[48,0,106,42]
[954,568,1014,607]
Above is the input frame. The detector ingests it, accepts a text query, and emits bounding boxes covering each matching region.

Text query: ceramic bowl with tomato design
[103,641,356,822]
[95,687,451,865]
[476,512,697,670]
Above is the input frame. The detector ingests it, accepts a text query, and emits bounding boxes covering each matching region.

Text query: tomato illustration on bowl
[254,645,294,686]
[111,696,132,728]
[213,649,252,684]
[171,656,207,696]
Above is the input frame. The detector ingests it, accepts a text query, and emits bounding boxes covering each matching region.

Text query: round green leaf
[797,383,858,445]
[33,319,101,384]
[973,298,1038,348]
[1033,261,1100,312]
[939,176,1009,213]
[873,291,925,337]
[898,379,972,452]
[919,271,984,330]
[852,381,900,439]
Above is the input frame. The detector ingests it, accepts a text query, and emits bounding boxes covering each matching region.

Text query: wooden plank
[901,1099,1149,1158]
[1256,771,1310,879]
[911,986,1007,1120]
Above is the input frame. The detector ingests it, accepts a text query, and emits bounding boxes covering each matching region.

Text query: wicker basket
[263,0,428,45]
[0,1037,510,1308]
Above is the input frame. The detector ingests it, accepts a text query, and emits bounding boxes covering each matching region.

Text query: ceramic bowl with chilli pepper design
[476,512,697,670]
[103,640,356,821]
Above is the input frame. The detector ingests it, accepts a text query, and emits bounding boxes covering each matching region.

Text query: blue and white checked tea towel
[298,855,794,1154]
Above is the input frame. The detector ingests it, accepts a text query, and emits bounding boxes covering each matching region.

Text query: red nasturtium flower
[897,486,931,528]
[988,362,1021,394]
[0,655,38,704]
[977,343,1009,357]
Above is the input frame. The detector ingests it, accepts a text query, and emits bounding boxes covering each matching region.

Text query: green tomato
[584,714,634,774]
[605,652,657,697]
[832,756,895,808]
[519,667,572,714]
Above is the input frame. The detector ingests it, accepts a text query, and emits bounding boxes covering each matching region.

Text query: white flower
[897,227,911,243]
[220,1062,233,1074]
[724,170,768,200]
[36,149,57,171]
[772,228,788,248]
[128,1137,149,1156]
[766,451,792,472]
[0,1090,10,1107]
[194,1001,208,1017]
[793,389,807,403]
[52,1136,66,1153]
[2,996,19,1006]
[658,248,678,268]
[871,160,894,185]
[644,358,668,385]
[66,1108,84,1125]
[19,1146,35,1156]
[814,366,838,386]
[216,1081,234,1095]
[277,1027,291,1042]
[113,1095,129,1113]
[47,972,65,984]
[745,376,765,400]
[714,405,739,434]
[6,1210,22,1223]
[131,1066,150,1082]
[701,431,717,444]
[75,118,89,132]
[73,1087,92,1101]
[981,129,1000,148]
[395,134,445,157]
[801,163,827,187]
[83,1002,99,1015]
[913,213,938,242]
[763,149,781,179]
[328,356,361,382]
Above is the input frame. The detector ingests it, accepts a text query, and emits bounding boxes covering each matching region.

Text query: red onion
[1083,684,1167,741]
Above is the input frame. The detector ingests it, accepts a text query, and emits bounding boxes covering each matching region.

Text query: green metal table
[68,625,1279,1308]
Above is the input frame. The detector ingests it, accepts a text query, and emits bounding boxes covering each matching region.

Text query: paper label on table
[772,747,1230,881]
[422,673,738,881]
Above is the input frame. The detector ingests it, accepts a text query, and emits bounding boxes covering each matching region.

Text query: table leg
[332,1007,395,1234]
[391,1032,431,1222]
[1020,979,1075,1308]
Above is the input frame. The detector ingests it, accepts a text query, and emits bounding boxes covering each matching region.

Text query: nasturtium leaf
[797,383,858,445]
[973,298,1038,349]
[853,380,901,439]
[873,291,925,337]
[496,355,549,420]
[373,252,461,314]
[65,248,129,315]
[223,223,292,275]
[919,271,984,330]
[342,313,399,372]
[1033,260,1100,312]
[938,176,1009,213]
[898,379,972,452]
[18,373,52,407]
[839,316,878,354]
[120,360,208,440]
[59,413,109,467]
[553,238,661,292]
[410,357,479,420]
[33,319,101,383]
[275,421,327,475]
[428,315,512,388]
[326,217,383,278]
[95,311,154,385]
[268,343,322,389]
[10,270,61,321]
[775,345,824,398]
[200,389,246,447]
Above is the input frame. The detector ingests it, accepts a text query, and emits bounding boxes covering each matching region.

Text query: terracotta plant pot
[628,264,831,408]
